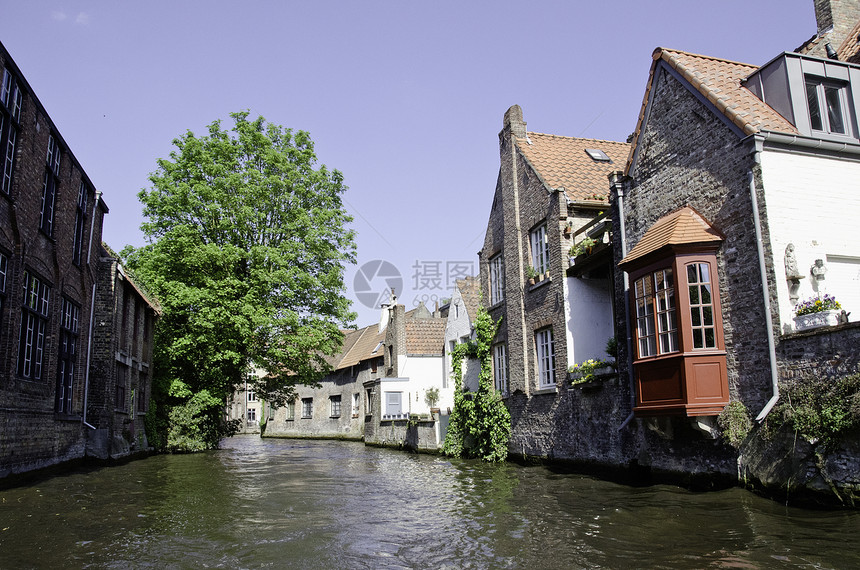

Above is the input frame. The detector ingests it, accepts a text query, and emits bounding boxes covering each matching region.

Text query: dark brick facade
[86,249,158,458]
[0,41,155,478]
[0,42,108,476]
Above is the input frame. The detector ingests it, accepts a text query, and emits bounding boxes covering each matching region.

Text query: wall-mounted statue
[784,244,804,304]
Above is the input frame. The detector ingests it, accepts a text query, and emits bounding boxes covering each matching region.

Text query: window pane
[701,284,711,304]
[689,285,699,305]
[705,328,715,348]
[693,329,703,349]
[703,306,713,326]
[691,307,701,326]
[807,81,823,131]
[687,264,697,283]
[824,85,846,134]
[698,264,709,283]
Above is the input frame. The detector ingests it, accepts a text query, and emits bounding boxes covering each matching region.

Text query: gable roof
[514,133,630,202]
[405,318,445,355]
[333,325,385,369]
[619,206,724,269]
[838,19,860,63]
[455,276,481,321]
[626,48,800,174]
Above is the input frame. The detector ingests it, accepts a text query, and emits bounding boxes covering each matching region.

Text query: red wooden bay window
[619,207,729,417]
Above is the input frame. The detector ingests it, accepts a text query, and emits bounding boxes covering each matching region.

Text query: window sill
[527,276,551,291]
[532,386,558,395]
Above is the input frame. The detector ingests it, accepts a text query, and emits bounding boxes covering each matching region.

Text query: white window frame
[285,400,295,421]
[493,343,508,395]
[634,268,678,359]
[530,224,549,275]
[384,391,403,417]
[489,254,504,305]
[352,392,360,416]
[535,328,555,388]
[301,397,313,419]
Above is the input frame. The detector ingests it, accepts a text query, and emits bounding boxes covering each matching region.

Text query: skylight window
[585,148,612,162]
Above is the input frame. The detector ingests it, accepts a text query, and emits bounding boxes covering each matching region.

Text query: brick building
[0,41,156,477]
[266,296,446,451]
[477,105,629,460]
[0,40,109,476]
[611,0,860,493]
[85,246,159,458]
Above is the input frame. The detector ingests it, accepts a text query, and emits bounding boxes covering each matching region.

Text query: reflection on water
[1,436,858,568]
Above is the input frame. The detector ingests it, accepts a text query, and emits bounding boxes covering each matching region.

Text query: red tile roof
[626,48,803,175]
[405,318,445,355]
[838,19,860,63]
[455,276,481,322]
[515,133,630,202]
[619,206,724,268]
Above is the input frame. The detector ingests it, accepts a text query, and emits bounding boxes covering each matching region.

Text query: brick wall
[0,43,108,475]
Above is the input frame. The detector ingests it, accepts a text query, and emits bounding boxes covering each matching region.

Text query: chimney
[810,0,860,57]
[379,287,396,334]
[500,105,527,140]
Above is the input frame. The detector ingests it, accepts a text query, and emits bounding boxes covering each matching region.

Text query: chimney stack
[809,0,860,58]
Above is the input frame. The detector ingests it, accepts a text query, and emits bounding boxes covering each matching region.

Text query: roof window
[585,148,612,162]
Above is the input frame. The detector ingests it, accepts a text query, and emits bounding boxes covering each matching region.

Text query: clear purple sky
[1,1,814,326]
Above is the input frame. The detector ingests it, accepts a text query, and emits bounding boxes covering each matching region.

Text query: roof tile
[515,134,630,202]
[405,318,445,355]
[619,206,724,268]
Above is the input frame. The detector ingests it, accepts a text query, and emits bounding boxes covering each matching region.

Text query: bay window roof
[619,206,724,270]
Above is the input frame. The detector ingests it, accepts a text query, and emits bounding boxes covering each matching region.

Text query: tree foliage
[125,111,356,451]
[442,308,511,462]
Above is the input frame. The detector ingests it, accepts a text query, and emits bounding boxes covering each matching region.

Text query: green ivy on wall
[442,307,511,462]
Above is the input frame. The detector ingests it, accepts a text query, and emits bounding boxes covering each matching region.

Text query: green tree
[125,111,356,451]
[443,308,511,461]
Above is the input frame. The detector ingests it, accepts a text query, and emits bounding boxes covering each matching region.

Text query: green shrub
[717,400,752,447]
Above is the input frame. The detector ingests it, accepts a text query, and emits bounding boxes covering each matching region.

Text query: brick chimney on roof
[501,105,527,139]
[810,0,860,58]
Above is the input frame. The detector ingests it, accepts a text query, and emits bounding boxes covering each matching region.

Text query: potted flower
[424,387,440,415]
[570,236,597,259]
[793,294,842,331]
[563,221,573,237]
[525,265,540,284]
[569,358,616,386]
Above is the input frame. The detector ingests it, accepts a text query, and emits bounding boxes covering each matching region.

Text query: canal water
[1,436,858,569]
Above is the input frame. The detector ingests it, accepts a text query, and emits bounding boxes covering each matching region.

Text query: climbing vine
[765,372,860,451]
[442,308,511,462]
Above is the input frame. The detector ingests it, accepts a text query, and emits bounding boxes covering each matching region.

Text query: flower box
[793,309,841,332]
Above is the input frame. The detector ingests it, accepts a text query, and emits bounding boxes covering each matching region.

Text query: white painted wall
[564,276,615,367]
[442,285,475,408]
[760,150,860,330]
[389,354,445,415]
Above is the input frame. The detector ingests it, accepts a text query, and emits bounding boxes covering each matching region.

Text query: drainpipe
[747,141,780,422]
[609,172,636,430]
[82,281,97,430]
[82,190,102,431]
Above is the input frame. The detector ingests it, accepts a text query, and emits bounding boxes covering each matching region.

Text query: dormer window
[805,77,849,135]
[745,52,859,142]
